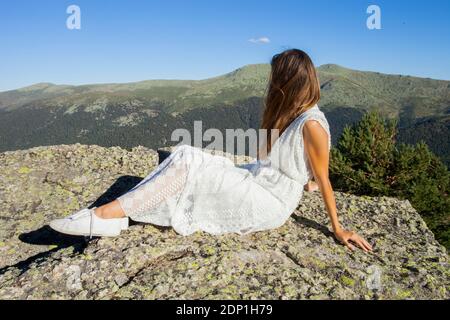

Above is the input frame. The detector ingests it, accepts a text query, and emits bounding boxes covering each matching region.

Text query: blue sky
[1,0,450,91]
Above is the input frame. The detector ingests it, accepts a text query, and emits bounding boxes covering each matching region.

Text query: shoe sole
[121,217,129,231]
[49,223,122,237]
[49,218,128,237]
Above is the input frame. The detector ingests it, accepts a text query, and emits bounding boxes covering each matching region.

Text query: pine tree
[330,112,450,249]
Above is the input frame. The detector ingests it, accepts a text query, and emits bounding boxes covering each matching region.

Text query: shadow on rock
[4,228,90,276]
[157,149,172,163]
[292,215,339,243]
[18,174,144,247]
[7,175,148,276]
[19,225,88,248]
[89,175,144,208]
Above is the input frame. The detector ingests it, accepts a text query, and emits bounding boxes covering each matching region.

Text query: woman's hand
[334,229,373,252]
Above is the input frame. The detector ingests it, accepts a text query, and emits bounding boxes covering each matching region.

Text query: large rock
[0,144,448,299]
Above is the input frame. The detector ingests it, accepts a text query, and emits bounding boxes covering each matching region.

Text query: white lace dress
[117,104,331,235]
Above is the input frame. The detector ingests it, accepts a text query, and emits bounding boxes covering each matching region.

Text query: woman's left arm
[303,120,373,252]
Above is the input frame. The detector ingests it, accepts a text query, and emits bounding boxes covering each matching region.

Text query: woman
[50,49,372,252]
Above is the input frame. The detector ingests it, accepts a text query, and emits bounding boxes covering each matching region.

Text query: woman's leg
[49,148,194,236]
[94,153,190,220]
[92,145,199,221]
[94,200,125,219]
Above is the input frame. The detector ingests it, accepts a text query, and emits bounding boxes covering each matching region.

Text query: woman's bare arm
[303,120,372,252]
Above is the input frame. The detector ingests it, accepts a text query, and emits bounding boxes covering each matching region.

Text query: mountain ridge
[2,63,449,118]
[4,63,450,95]
[0,63,449,165]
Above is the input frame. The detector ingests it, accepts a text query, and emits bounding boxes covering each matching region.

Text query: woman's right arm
[303,120,373,252]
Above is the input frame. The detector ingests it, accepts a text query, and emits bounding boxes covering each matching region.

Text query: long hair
[260,49,320,156]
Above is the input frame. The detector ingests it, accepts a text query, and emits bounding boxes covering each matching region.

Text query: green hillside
[0,63,449,165]
[2,63,449,117]
[318,64,450,118]
[0,64,270,114]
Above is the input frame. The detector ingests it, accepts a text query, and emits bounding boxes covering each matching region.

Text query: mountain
[0,144,448,299]
[0,64,270,114]
[0,64,449,164]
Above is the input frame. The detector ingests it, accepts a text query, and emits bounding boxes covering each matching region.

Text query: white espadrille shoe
[49,208,128,238]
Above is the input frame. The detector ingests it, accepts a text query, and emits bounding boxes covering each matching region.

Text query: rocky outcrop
[0,144,448,299]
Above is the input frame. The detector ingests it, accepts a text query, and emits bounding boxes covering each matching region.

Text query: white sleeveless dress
[117,104,331,236]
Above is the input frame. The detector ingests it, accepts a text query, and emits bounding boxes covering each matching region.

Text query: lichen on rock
[0,144,448,299]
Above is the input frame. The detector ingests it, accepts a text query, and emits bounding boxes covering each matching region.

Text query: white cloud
[248,37,270,44]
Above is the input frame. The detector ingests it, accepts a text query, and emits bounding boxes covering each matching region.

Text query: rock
[0,144,448,299]
[66,265,83,292]
[114,274,129,287]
